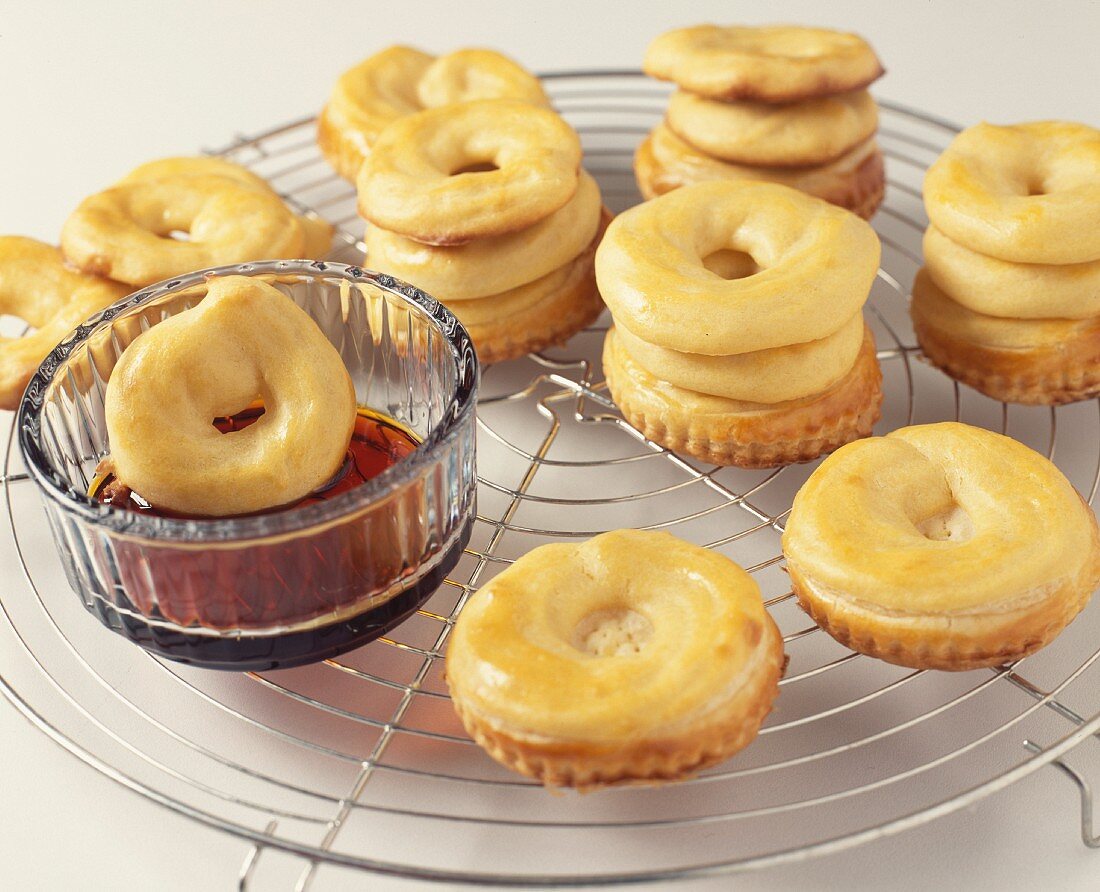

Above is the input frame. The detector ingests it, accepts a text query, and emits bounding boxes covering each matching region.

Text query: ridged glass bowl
[17,260,478,670]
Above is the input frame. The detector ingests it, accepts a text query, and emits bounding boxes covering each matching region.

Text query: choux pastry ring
[104,276,357,516]
[358,98,583,246]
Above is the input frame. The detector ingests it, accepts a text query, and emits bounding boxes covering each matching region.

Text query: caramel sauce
[91,407,419,517]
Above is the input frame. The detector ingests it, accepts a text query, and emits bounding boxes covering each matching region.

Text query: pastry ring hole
[572,607,654,657]
[703,248,761,280]
[450,160,500,176]
[916,504,975,543]
[1024,175,1048,197]
[0,310,31,332]
[212,400,265,433]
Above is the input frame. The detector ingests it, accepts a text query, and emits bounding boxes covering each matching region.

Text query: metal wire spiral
[1,71,1099,888]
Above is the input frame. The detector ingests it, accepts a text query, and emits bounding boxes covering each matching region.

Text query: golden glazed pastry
[61,158,333,286]
[923,226,1100,321]
[365,171,602,301]
[361,99,606,364]
[910,269,1100,405]
[358,99,582,245]
[598,180,879,353]
[104,276,356,516]
[318,46,549,181]
[667,88,878,167]
[115,156,274,191]
[446,529,784,789]
[0,237,129,410]
[915,122,1100,404]
[613,312,865,404]
[782,422,1100,670]
[120,156,335,260]
[635,124,885,219]
[597,181,882,467]
[923,121,1100,265]
[644,25,884,102]
[117,157,334,260]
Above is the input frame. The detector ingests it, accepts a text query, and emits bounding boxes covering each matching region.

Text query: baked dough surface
[61,158,332,287]
[446,529,784,787]
[318,46,548,181]
[0,237,129,410]
[911,268,1100,405]
[366,170,602,301]
[782,422,1100,669]
[357,99,582,245]
[667,88,878,167]
[923,225,1100,321]
[644,24,884,102]
[923,121,1100,265]
[596,179,881,355]
[603,323,882,468]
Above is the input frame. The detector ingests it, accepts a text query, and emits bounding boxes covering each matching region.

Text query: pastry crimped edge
[450,208,610,364]
[603,324,882,468]
[634,128,885,220]
[788,532,1100,671]
[449,612,784,790]
[911,271,1100,405]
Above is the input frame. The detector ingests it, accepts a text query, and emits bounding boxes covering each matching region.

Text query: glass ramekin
[18,260,478,670]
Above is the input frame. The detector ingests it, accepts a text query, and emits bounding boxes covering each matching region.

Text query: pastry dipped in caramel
[103,276,356,516]
[93,275,433,634]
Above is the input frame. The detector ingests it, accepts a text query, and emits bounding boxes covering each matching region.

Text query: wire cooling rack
[2,71,1100,888]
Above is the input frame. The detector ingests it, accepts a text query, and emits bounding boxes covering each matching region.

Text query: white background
[2,1,1099,889]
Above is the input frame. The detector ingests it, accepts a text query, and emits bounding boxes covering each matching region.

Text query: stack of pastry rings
[597,181,883,468]
[914,121,1100,405]
[637,24,886,218]
[359,98,609,363]
[318,45,549,181]
[61,156,333,287]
